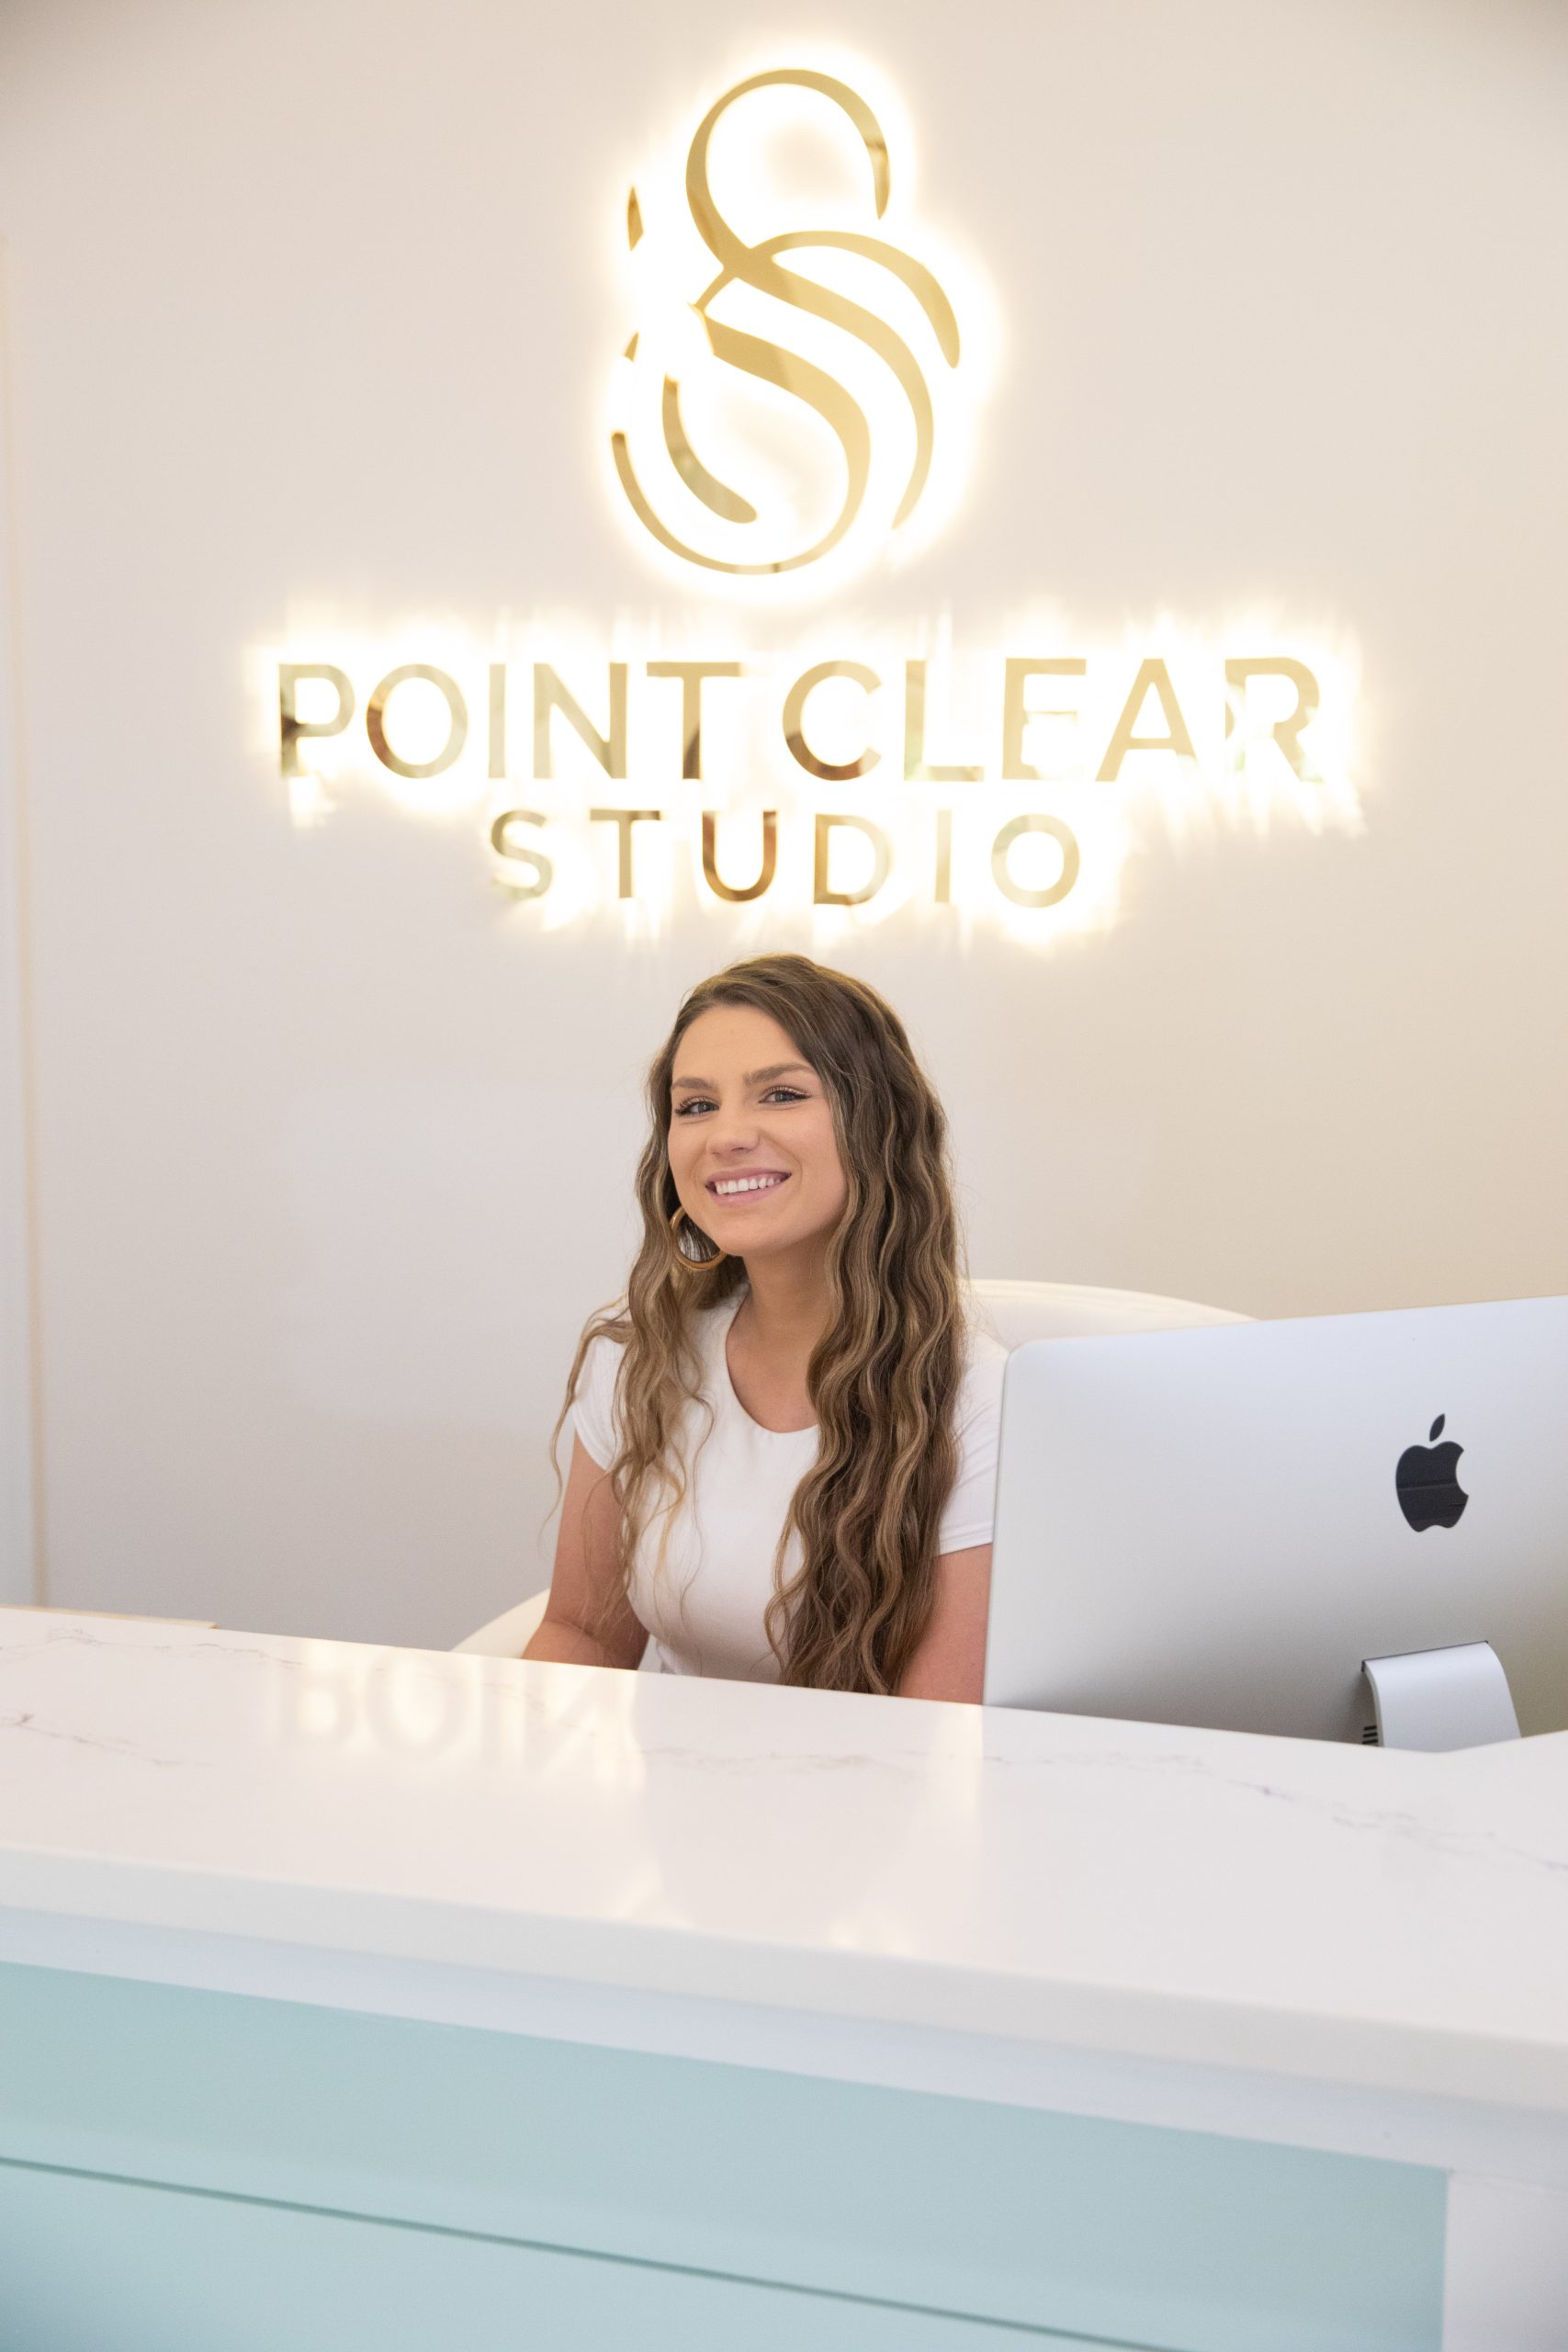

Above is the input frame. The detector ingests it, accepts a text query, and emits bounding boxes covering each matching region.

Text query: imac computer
[983,1295,1568,1747]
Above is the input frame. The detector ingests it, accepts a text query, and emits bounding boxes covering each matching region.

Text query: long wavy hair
[555,954,968,1694]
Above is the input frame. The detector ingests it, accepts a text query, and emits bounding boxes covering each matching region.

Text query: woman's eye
[674,1087,805,1116]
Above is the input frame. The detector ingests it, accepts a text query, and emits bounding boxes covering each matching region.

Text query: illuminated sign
[273,634,1357,944]
[265,59,1361,947]
[608,67,978,584]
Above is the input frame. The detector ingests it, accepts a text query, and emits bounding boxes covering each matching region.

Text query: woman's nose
[710,1102,760,1151]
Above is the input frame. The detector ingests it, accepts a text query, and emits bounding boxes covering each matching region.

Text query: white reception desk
[1,1609,1566,2350]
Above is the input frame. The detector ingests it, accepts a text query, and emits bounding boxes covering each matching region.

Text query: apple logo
[1395,1414,1469,1532]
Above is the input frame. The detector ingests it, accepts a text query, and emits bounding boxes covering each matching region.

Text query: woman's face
[668,1003,848,1266]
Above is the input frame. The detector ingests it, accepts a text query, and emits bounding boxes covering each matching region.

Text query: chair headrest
[967,1277,1248,1351]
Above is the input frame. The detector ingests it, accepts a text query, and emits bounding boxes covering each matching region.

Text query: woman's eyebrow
[671,1061,812,1093]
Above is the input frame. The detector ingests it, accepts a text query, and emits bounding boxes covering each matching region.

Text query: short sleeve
[570,1333,625,1469]
[937,1330,1008,1554]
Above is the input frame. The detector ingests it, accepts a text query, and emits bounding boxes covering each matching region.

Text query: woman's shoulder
[934,1324,1007,1554]
[954,1321,1008,1430]
[577,1317,628,1377]
[608,1296,738,1385]
[576,1294,737,1372]
[570,1318,631,1465]
[572,1297,737,1459]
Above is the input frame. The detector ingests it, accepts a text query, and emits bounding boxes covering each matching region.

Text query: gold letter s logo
[612,69,964,578]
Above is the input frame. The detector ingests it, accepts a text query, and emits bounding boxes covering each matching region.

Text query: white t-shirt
[570,1291,1007,1682]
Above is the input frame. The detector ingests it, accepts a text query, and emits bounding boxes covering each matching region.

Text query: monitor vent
[1361,1722,1381,1746]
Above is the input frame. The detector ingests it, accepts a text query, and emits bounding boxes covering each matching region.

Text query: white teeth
[712,1174,785,1196]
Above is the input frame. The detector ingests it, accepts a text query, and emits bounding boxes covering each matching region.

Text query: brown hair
[556,955,967,1694]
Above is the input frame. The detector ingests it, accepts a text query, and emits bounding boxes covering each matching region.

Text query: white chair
[454,1277,1248,1657]
[966,1276,1247,1351]
[454,1589,555,1658]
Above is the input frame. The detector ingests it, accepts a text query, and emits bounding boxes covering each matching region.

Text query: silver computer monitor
[983,1295,1568,1742]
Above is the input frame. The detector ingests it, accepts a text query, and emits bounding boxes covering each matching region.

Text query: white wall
[0,0,1564,1646]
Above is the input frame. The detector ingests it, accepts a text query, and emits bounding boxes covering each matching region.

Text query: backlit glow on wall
[261,621,1360,951]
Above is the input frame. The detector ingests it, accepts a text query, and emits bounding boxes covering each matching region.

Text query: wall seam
[0,238,48,1607]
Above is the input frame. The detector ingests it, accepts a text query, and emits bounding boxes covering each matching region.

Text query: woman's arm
[523,1435,649,1670]
[897,1543,992,1702]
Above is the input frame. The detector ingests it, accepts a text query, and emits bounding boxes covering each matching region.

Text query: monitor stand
[1361,1641,1521,1751]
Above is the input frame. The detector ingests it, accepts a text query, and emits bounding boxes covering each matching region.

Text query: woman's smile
[707,1170,790,1201]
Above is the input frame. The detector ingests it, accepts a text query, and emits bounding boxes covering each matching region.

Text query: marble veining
[0,1708,193,1770]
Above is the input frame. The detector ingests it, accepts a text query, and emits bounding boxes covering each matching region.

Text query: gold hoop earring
[669,1203,726,1272]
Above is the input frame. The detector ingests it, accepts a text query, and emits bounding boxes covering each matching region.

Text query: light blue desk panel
[0,2165,1156,2352]
[0,1960,1445,2352]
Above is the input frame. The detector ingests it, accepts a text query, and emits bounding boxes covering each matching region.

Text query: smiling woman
[524,955,1004,1698]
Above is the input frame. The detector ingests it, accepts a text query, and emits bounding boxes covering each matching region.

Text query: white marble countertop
[2,1610,1566,2176]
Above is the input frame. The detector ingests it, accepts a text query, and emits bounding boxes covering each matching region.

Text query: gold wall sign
[608,66,979,585]
[269,636,1359,945]
[261,59,1362,947]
